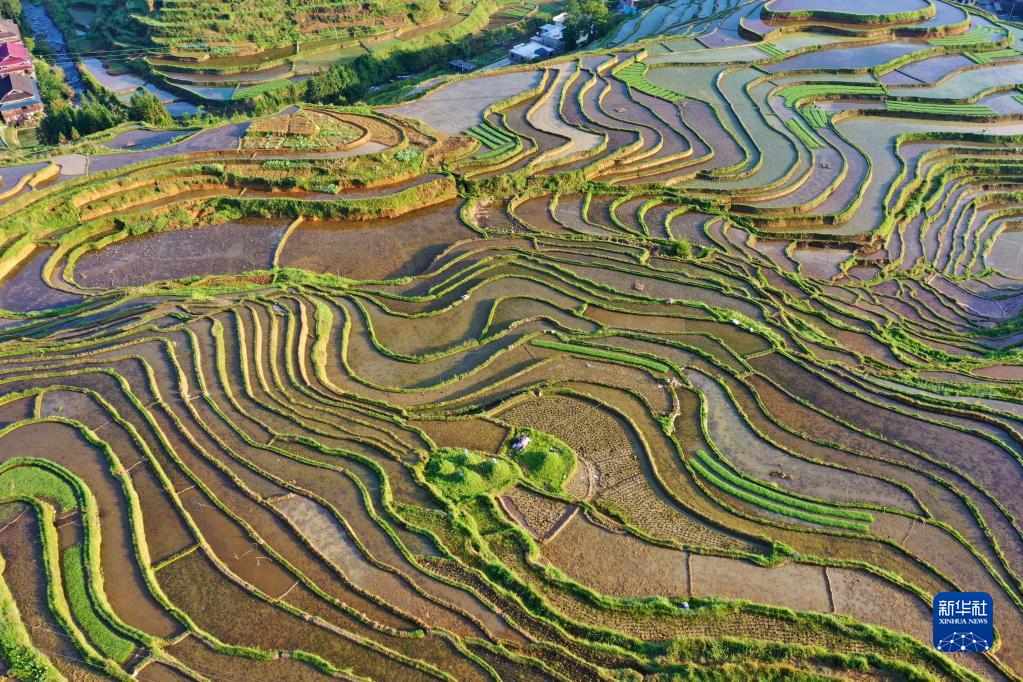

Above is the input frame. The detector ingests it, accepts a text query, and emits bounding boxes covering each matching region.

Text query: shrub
[506,428,577,492]
[424,448,520,500]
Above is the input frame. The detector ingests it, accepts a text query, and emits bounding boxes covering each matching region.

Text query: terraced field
[4,0,1023,680]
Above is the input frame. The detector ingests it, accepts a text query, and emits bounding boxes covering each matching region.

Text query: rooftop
[509,42,554,60]
[0,73,38,107]
[0,41,30,62]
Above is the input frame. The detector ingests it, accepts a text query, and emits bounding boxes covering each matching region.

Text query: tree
[0,0,22,23]
[563,0,611,48]
[304,62,358,103]
[37,95,125,145]
[128,88,172,126]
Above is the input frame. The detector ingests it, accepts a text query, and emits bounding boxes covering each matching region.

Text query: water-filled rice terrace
[4,0,1023,680]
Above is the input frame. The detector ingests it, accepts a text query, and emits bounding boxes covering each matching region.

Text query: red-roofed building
[0,41,33,77]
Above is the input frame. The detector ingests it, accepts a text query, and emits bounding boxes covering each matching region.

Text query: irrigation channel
[22,1,86,100]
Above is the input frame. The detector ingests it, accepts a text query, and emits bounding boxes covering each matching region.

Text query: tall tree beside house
[562,0,611,48]
[38,95,120,144]
[0,0,22,23]
[34,59,71,106]
[127,88,171,126]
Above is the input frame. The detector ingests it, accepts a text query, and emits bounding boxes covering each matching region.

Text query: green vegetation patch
[691,450,872,532]
[465,121,518,158]
[532,338,672,373]
[799,103,829,129]
[966,48,1021,64]
[755,42,786,58]
[616,63,685,103]
[504,5,535,17]
[928,25,1004,48]
[778,83,885,108]
[504,428,577,493]
[244,110,361,150]
[0,463,78,514]
[424,448,521,500]
[885,100,997,117]
[234,79,295,100]
[785,117,822,149]
[61,544,136,663]
[0,553,61,682]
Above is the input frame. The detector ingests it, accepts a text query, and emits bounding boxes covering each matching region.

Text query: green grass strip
[929,25,1001,47]
[479,121,514,143]
[886,100,996,116]
[532,338,671,373]
[0,464,78,513]
[694,451,873,522]
[233,78,293,100]
[800,103,829,128]
[614,62,684,102]
[785,117,822,149]
[690,457,871,533]
[755,42,785,58]
[466,129,501,149]
[966,48,1019,63]
[0,554,62,682]
[475,142,515,158]
[779,83,884,107]
[61,545,135,663]
[466,125,510,150]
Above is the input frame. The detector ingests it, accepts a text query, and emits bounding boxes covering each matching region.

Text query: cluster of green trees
[0,0,173,145]
[259,19,545,109]
[562,0,612,48]
[37,69,172,145]
[0,0,23,28]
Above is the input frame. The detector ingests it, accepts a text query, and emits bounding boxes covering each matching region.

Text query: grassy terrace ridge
[614,61,686,102]
[2,0,1023,680]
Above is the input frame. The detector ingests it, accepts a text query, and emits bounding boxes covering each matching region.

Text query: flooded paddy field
[279,201,473,280]
[74,219,289,288]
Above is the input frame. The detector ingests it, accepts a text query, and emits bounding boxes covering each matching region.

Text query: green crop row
[0,552,62,682]
[886,100,997,117]
[694,450,874,523]
[755,42,785,58]
[778,83,885,108]
[466,121,515,150]
[61,544,136,663]
[531,338,672,373]
[233,78,294,100]
[785,117,822,149]
[799,104,829,129]
[615,63,685,103]
[966,48,1020,63]
[690,454,871,533]
[0,463,79,513]
[928,25,1002,47]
